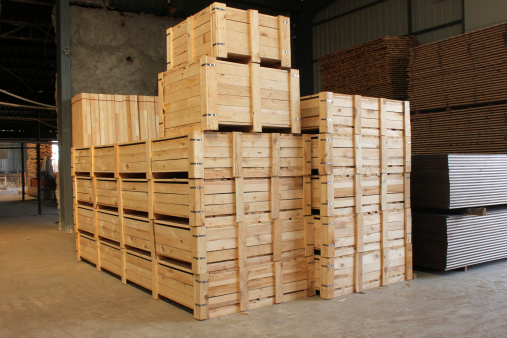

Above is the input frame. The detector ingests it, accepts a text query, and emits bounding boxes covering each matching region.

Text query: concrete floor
[1,190,507,337]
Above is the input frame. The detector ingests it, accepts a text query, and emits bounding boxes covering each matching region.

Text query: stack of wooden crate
[71,2,413,320]
[300,92,413,299]
[72,2,315,320]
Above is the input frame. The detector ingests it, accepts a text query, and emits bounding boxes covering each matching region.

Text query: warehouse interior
[1,0,507,335]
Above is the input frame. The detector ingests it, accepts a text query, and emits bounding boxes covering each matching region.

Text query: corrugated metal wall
[0,143,25,173]
[312,0,464,92]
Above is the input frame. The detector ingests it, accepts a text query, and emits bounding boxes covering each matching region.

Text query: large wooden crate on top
[166,2,291,70]
[161,56,300,135]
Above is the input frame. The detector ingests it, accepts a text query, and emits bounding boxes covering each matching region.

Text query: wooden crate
[152,177,309,224]
[312,211,411,257]
[161,56,300,134]
[154,214,309,267]
[71,93,160,148]
[96,210,121,243]
[99,241,123,277]
[75,205,95,235]
[151,132,310,179]
[157,255,311,320]
[77,233,97,264]
[118,141,149,177]
[75,178,94,205]
[126,251,154,291]
[74,147,92,175]
[95,178,119,208]
[121,179,149,214]
[166,2,291,70]
[300,92,410,134]
[93,145,116,177]
[123,215,153,252]
[310,134,408,175]
[310,173,409,217]
[315,245,412,299]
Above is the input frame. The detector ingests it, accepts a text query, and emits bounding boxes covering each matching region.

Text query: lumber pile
[408,23,507,154]
[413,207,507,271]
[301,92,412,298]
[413,154,507,270]
[71,94,161,148]
[412,154,507,209]
[318,37,419,100]
[27,143,52,197]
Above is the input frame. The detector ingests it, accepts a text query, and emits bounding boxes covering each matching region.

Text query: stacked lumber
[408,23,507,154]
[166,2,291,70]
[300,92,412,299]
[318,37,419,100]
[411,103,507,154]
[412,154,507,270]
[413,207,507,271]
[27,143,52,197]
[412,154,507,209]
[72,2,311,320]
[408,23,507,111]
[72,132,313,319]
[71,94,160,148]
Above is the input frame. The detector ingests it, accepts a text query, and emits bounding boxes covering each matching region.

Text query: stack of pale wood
[71,2,413,320]
[27,143,52,197]
[319,37,419,100]
[300,92,413,299]
[408,23,507,154]
[72,2,312,320]
[71,94,160,148]
[412,154,507,270]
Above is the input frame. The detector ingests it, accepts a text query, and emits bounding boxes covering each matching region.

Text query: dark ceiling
[0,0,334,142]
[0,0,57,142]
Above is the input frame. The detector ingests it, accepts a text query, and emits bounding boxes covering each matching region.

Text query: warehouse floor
[1,190,507,337]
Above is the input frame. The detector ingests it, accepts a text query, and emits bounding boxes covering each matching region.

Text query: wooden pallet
[71,93,160,148]
[161,56,300,134]
[166,2,291,70]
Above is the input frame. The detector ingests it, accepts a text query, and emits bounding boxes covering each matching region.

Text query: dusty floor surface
[1,190,507,337]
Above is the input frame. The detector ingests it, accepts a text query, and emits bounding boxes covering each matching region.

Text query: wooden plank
[194,273,209,320]
[233,132,243,178]
[271,133,280,177]
[278,16,290,68]
[128,96,140,142]
[188,131,204,179]
[248,9,260,63]
[289,69,300,134]
[251,62,262,132]
[274,261,283,304]
[200,57,218,130]
[211,3,227,58]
